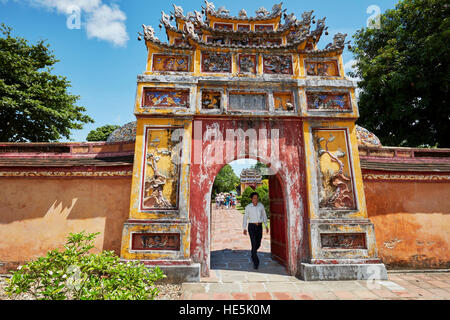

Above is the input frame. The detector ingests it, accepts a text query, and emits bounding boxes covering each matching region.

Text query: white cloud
[29,0,129,47]
[85,3,128,47]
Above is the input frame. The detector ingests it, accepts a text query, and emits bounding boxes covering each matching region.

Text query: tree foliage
[350,0,449,147]
[86,124,120,142]
[0,24,93,142]
[212,164,240,196]
[239,186,256,208]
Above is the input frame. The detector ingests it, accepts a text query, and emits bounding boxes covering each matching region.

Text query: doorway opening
[209,159,288,275]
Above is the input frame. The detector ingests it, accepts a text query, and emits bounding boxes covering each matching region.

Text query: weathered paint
[188,118,308,276]
[0,176,131,272]
[364,179,450,269]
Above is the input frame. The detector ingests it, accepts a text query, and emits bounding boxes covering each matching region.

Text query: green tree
[350,0,449,147]
[86,124,120,142]
[255,185,270,218]
[252,161,269,179]
[239,186,255,208]
[212,164,240,197]
[0,24,93,142]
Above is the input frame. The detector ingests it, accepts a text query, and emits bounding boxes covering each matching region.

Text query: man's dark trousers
[248,223,263,268]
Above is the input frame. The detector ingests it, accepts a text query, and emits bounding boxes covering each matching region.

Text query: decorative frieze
[201,91,221,110]
[238,54,257,74]
[314,129,356,210]
[273,92,295,111]
[131,233,181,251]
[363,173,450,182]
[321,233,367,249]
[142,89,189,108]
[306,92,351,111]
[255,24,274,32]
[141,127,183,211]
[213,23,233,31]
[263,55,293,75]
[0,170,133,177]
[237,24,250,31]
[305,60,339,77]
[152,54,189,72]
[202,52,232,73]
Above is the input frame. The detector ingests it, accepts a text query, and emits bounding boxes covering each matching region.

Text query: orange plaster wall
[0,177,131,272]
[364,180,450,269]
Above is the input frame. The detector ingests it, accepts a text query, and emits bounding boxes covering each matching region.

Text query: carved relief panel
[305,60,339,77]
[306,91,351,111]
[201,91,221,110]
[202,52,232,73]
[321,233,366,250]
[263,55,293,75]
[152,54,190,72]
[273,92,295,112]
[131,233,181,251]
[255,24,274,32]
[213,23,233,31]
[238,54,257,74]
[313,129,356,210]
[140,127,183,211]
[143,88,189,108]
[237,24,250,31]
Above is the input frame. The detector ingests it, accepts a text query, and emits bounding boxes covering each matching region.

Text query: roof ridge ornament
[204,0,215,14]
[255,7,270,18]
[271,2,283,17]
[185,21,199,40]
[216,6,230,17]
[238,9,248,18]
[173,4,184,18]
[141,25,158,41]
[325,33,348,51]
[161,11,172,27]
[193,10,205,26]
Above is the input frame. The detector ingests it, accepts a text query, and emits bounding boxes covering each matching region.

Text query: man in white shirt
[243,192,269,269]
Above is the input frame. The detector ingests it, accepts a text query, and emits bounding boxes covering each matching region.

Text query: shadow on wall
[0,177,132,262]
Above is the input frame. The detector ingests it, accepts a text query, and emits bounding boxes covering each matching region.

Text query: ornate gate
[119,1,388,281]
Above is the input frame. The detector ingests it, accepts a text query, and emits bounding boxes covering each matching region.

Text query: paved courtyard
[181,207,450,300]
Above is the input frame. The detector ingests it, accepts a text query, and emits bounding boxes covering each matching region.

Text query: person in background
[242,192,269,269]
[225,193,231,209]
[215,194,220,209]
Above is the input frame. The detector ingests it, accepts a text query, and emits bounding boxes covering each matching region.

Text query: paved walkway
[181,208,450,300]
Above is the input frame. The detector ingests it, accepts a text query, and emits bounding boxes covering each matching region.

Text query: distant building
[240,168,263,193]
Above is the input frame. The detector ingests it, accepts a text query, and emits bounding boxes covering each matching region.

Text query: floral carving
[306,61,339,76]
[142,129,181,210]
[202,52,231,73]
[152,54,189,72]
[239,54,257,74]
[132,233,180,251]
[263,55,293,74]
[307,92,351,111]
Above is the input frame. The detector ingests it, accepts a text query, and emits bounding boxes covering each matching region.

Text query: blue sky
[1,0,399,174]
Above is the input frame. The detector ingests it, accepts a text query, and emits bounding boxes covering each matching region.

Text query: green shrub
[256,185,270,218]
[240,186,255,208]
[5,231,165,300]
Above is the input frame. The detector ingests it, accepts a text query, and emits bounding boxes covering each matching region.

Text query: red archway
[189,117,309,277]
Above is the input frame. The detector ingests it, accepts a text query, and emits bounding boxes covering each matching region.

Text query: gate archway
[188,118,308,277]
[119,2,388,282]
